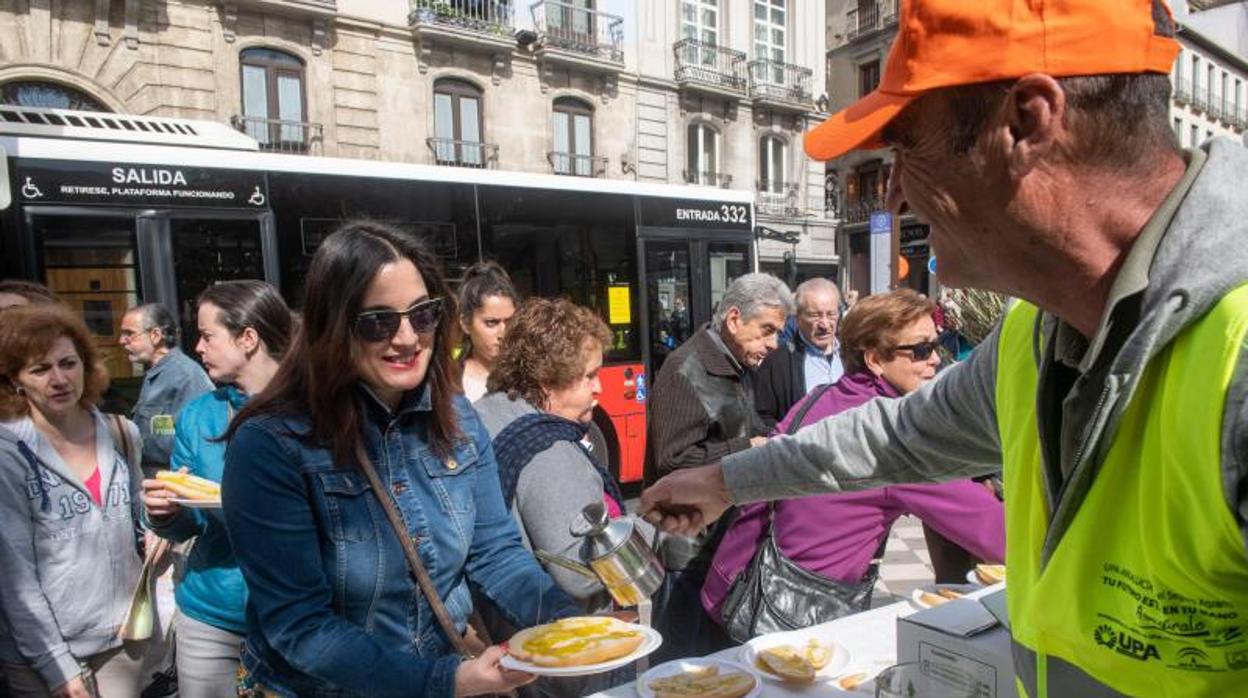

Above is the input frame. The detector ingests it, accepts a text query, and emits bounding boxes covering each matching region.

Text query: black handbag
[718,384,886,643]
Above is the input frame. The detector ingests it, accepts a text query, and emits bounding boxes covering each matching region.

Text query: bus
[0,105,757,485]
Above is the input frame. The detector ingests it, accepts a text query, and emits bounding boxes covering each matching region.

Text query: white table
[588,600,918,697]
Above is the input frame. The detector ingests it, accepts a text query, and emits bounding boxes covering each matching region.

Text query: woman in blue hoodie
[142,280,291,698]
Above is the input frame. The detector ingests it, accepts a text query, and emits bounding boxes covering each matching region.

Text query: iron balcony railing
[1233,107,1248,131]
[230,115,322,154]
[1208,93,1223,121]
[426,137,499,168]
[846,0,899,42]
[547,151,607,177]
[673,38,747,92]
[756,183,801,217]
[408,0,515,35]
[748,59,813,105]
[682,170,732,188]
[1174,77,1192,104]
[1193,91,1209,113]
[842,197,886,224]
[530,0,624,64]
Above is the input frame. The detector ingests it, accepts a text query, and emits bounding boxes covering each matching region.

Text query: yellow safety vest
[996,287,1248,697]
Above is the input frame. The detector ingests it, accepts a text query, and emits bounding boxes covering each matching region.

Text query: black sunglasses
[892,340,939,361]
[354,298,443,343]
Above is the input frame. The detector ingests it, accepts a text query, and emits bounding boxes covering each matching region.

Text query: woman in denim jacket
[221,221,578,697]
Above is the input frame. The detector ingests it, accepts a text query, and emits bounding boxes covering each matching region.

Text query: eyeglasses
[354,298,443,343]
[892,340,939,361]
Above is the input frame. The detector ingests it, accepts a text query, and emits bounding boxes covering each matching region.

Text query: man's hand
[50,675,91,698]
[454,645,536,696]
[638,464,733,537]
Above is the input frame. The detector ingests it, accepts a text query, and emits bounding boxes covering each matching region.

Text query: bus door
[636,232,753,379]
[23,207,277,407]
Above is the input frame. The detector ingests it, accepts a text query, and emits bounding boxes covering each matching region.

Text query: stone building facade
[0,0,838,278]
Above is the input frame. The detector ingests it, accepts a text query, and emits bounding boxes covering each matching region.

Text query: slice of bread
[803,639,834,670]
[975,564,1006,585]
[649,667,756,698]
[507,616,644,668]
[757,645,815,684]
[936,588,965,600]
[838,672,867,691]
[918,591,951,607]
[155,470,221,500]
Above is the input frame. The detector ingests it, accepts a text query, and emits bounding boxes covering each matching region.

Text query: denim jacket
[221,386,578,698]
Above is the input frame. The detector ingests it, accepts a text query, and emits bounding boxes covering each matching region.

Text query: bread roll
[507,617,644,668]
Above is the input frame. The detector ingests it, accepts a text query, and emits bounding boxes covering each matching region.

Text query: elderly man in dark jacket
[643,272,792,663]
[751,277,844,430]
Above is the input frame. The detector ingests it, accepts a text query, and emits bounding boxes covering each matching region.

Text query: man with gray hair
[752,277,844,430]
[120,303,213,476]
[643,272,791,663]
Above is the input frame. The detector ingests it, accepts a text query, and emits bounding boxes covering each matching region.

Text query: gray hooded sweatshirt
[723,138,1248,563]
[0,411,143,689]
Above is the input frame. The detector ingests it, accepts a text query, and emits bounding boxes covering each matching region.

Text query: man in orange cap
[642,1,1248,695]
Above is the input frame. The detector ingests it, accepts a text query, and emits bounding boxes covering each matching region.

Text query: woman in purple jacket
[703,289,1005,624]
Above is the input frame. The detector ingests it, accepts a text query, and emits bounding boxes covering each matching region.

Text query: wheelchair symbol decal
[21,177,44,199]
[247,186,266,207]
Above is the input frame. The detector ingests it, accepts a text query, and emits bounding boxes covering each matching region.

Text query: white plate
[500,624,661,677]
[636,658,762,698]
[909,584,976,610]
[741,630,851,684]
[170,498,222,509]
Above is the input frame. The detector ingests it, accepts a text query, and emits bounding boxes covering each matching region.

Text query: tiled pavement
[871,515,936,607]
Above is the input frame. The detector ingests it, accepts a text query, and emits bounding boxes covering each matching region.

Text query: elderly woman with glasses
[219,221,577,697]
[703,289,1006,637]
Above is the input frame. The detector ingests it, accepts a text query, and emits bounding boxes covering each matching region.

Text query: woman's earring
[15,386,26,397]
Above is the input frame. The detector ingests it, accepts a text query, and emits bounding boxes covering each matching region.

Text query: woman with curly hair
[0,304,149,697]
[474,298,638,612]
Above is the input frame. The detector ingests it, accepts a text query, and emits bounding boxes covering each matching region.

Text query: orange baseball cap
[805,0,1181,161]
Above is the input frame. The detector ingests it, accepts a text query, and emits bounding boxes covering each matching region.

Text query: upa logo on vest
[1094,623,1161,662]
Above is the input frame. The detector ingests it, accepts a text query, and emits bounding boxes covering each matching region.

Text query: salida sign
[14,160,268,209]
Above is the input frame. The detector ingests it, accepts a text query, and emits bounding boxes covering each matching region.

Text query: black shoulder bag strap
[353,442,476,659]
[781,383,890,579]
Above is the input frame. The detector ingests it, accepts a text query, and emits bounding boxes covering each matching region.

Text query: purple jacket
[702,370,1006,620]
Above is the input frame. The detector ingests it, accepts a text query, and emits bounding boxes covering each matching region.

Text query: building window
[1173,117,1183,145]
[240,48,307,148]
[552,97,594,176]
[0,80,108,111]
[753,0,787,64]
[1220,71,1228,114]
[1191,55,1201,97]
[433,78,484,166]
[1207,64,1215,102]
[687,123,720,185]
[759,136,785,192]
[1191,124,1199,146]
[859,60,881,97]
[682,0,718,45]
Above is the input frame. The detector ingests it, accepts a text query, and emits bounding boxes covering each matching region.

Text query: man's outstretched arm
[642,325,1007,534]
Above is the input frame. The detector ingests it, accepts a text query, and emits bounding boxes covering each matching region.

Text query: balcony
[673,38,747,98]
[748,59,813,112]
[1174,78,1192,105]
[842,197,886,224]
[756,183,801,218]
[683,170,732,188]
[230,115,322,154]
[408,0,516,52]
[1233,108,1247,132]
[547,151,607,177]
[846,0,899,43]
[1193,91,1208,113]
[1208,94,1223,121]
[426,137,499,168]
[530,0,624,72]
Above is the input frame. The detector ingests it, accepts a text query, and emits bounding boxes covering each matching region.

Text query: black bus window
[478,186,640,362]
[266,173,479,308]
[170,218,266,350]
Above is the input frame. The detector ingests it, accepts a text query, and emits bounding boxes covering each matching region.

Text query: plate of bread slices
[157,471,222,508]
[910,584,976,610]
[966,564,1006,587]
[741,631,850,686]
[637,658,761,698]
[501,616,661,677]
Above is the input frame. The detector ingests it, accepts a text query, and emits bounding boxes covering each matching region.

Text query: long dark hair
[195,281,292,359]
[457,260,518,359]
[227,220,462,463]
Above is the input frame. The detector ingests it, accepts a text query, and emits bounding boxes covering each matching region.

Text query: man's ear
[723,306,741,334]
[1003,73,1066,179]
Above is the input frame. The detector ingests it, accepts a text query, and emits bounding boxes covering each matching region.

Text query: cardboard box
[895,589,1018,698]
